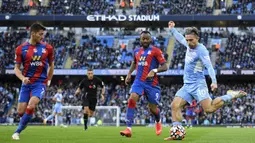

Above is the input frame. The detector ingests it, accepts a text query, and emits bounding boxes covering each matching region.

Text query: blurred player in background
[120,31,168,137]
[75,68,105,131]
[43,89,67,127]
[164,21,247,140]
[185,100,197,128]
[12,23,54,140]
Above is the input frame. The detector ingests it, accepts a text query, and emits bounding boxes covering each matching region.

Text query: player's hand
[22,77,30,84]
[47,80,51,87]
[168,21,175,29]
[147,70,155,78]
[101,95,105,102]
[210,83,218,92]
[125,73,131,85]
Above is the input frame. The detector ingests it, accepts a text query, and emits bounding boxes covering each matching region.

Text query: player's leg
[57,112,66,127]
[120,82,143,137]
[82,96,92,130]
[196,84,247,113]
[44,111,56,125]
[83,106,89,130]
[171,86,191,126]
[88,98,97,117]
[15,83,45,138]
[14,84,46,137]
[144,85,162,135]
[164,86,190,141]
[14,96,40,136]
[17,103,27,117]
[83,98,97,130]
[12,85,30,140]
[186,116,193,128]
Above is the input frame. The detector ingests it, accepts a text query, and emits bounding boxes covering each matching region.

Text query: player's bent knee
[204,108,216,113]
[27,104,36,110]
[128,98,136,108]
[25,107,34,114]
[18,112,24,117]
[171,102,180,111]
[130,93,139,101]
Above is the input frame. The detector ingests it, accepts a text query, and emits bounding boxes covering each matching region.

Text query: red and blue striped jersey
[134,46,166,86]
[15,42,54,84]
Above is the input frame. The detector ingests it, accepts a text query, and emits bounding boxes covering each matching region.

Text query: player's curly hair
[185,27,199,37]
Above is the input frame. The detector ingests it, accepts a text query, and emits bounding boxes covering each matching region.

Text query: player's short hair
[87,68,93,72]
[30,23,46,33]
[140,31,151,36]
[185,27,199,37]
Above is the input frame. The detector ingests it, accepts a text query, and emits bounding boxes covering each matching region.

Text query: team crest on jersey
[147,50,151,55]
[33,49,37,53]
[42,49,46,53]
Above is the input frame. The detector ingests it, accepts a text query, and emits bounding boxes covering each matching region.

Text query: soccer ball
[170,125,186,140]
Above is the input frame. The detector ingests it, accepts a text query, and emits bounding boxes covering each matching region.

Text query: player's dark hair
[185,27,199,36]
[30,23,46,33]
[140,31,151,35]
[87,68,93,72]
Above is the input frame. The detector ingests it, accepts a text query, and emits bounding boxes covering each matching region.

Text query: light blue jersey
[53,93,63,113]
[171,28,217,84]
[170,28,217,104]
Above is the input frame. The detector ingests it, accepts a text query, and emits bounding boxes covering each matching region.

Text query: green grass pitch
[1,126,255,143]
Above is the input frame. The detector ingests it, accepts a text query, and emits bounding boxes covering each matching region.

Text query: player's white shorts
[175,80,211,104]
[53,105,62,113]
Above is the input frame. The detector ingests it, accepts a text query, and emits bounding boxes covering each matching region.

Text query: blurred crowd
[0,0,253,15]
[0,28,254,70]
[0,29,74,69]
[170,28,255,70]
[36,0,116,15]
[2,81,255,126]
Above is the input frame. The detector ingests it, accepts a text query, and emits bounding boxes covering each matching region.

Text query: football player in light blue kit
[44,89,66,127]
[164,21,247,140]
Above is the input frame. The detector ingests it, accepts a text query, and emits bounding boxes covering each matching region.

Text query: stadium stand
[36,0,116,15]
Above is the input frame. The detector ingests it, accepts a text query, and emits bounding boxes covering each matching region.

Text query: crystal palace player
[164,21,247,140]
[75,68,105,130]
[120,31,168,137]
[185,100,197,128]
[12,23,54,140]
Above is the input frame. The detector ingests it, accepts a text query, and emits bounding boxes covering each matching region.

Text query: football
[170,125,186,140]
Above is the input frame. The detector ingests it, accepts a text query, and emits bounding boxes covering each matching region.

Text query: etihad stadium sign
[86,15,160,21]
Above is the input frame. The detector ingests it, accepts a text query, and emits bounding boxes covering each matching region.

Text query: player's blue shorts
[176,80,211,104]
[130,80,160,105]
[53,104,62,113]
[18,82,46,103]
[186,110,196,117]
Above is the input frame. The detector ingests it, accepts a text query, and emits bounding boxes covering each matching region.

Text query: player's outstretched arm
[199,49,217,91]
[168,21,189,48]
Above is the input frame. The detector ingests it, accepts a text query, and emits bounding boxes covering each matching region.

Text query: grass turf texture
[1,126,255,143]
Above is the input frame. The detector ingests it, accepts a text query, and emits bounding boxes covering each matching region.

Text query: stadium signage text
[86,15,160,21]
